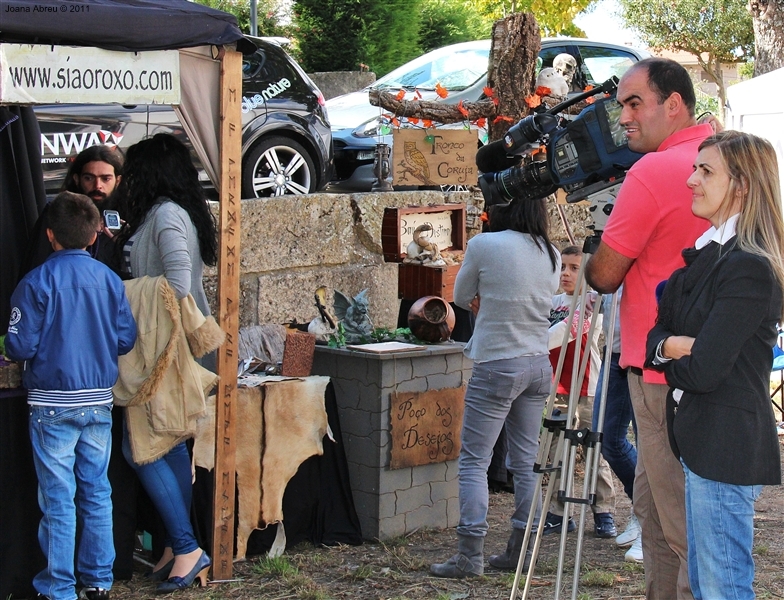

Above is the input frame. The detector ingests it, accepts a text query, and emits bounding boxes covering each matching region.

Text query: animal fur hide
[194,376,330,559]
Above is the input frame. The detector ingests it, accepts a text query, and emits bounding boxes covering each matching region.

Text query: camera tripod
[508,235,621,600]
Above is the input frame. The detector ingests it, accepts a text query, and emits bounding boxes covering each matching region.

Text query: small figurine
[333,288,374,343]
[403,224,446,267]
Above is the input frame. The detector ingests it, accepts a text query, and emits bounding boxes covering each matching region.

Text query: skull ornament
[553,53,578,86]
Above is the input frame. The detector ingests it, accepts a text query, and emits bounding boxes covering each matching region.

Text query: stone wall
[311,343,472,540]
[205,191,591,330]
[308,71,377,100]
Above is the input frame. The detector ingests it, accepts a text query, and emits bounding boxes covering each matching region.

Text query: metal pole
[250,0,258,36]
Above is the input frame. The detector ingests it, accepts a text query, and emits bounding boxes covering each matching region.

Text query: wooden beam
[212,48,242,581]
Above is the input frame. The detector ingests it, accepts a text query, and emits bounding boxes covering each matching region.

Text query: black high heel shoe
[155,551,211,595]
[146,557,174,582]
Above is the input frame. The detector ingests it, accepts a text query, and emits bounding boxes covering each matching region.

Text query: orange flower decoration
[492,96,500,107]
[414,89,422,99]
[394,89,406,101]
[483,86,495,98]
[535,86,552,97]
[480,211,489,222]
[435,83,448,98]
[422,119,434,128]
[408,117,419,126]
[524,94,542,108]
[475,117,487,128]
[391,117,400,127]
[457,100,469,118]
[492,115,515,124]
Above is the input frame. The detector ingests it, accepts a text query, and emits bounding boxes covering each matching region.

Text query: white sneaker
[624,535,643,563]
[616,511,640,547]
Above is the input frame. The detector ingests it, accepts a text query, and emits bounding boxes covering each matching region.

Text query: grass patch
[621,561,645,573]
[252,554,299,578]
[754,544,770,556]
[577,593,594,600]
[349,564,374,580]
[581,569,616,587]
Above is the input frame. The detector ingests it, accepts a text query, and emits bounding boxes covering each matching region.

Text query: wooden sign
[390,386,465,469]
[392,129,478,187]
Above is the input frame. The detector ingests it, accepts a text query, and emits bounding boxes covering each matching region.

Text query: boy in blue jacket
[5,192,136,600]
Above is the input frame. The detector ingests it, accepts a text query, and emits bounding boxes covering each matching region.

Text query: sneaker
[542,511,576,535]
[78,588,110,600]
[624,535,644,563]
[594,512,618,538]
[616,511,641,547]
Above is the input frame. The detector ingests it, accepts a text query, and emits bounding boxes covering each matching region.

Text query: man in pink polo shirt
[586,58,714,599]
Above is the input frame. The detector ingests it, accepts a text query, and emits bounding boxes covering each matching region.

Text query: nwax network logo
[41,130,124,157]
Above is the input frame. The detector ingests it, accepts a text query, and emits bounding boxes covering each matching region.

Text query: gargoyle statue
[333,288,374,343]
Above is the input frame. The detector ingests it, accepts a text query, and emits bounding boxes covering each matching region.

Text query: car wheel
[242,136,316,198]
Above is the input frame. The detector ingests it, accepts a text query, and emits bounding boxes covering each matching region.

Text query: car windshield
[372,44,490,92]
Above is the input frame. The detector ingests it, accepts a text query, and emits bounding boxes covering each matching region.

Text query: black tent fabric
[0,0,255,53]
[0,106,46,329]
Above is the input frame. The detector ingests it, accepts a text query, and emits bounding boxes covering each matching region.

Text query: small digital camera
[103,210,122,231]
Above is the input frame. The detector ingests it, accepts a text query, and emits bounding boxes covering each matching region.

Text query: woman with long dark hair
[430,197,560,578]
[646,131,784,599]
[116,133,218,593]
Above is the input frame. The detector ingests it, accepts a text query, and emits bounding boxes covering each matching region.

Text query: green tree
[194,0,291,37]
[619,0,754,109]
[293,0,423,76]
[419,0,492,53]
[473,0,593,36]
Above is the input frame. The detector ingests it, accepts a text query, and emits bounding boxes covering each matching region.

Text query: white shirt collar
[694,213,740,249]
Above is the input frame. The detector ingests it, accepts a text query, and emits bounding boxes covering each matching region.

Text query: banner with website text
[0,44,180,105]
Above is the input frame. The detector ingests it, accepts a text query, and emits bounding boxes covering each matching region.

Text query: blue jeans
[682,461,762,600]
[29,404,114,600]
[458,355,551,537]
[592,352,637,501]
[122,434,198,555]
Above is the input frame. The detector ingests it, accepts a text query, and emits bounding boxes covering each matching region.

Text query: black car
[35,36,334,198]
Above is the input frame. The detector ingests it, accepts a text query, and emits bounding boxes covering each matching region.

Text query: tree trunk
[367,13,543,141]
[750,0,784,75]
[487,13,541,141]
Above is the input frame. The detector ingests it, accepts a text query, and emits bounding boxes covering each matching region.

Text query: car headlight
[352,117,383,138]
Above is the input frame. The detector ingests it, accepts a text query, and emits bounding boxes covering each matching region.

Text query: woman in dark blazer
[646,131,783,600]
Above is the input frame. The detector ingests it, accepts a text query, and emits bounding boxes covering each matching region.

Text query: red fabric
[601,123,713,384]
[550,332,590,396]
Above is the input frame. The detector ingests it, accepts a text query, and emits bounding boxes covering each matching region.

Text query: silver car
[326,38,649,192]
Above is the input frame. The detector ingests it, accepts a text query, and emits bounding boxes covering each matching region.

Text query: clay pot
[407,296,456,343]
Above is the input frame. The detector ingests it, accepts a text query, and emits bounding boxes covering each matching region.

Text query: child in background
[543,245,617,538]
[5,192,137,600]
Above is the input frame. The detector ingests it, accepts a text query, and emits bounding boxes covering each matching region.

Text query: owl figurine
[403,141,433,184]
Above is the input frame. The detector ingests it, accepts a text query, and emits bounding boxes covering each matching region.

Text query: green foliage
[738,60,755,80]
[695,89,720,119]
[0,334,6,357]
[194,0,292,38]
[472,0,592,36]
[618,0,753,107]
[293,0,423,76]
[419,0,492,53]
[327,322,347,348]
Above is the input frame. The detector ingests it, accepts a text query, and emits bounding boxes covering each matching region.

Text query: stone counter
[311,343,472,540]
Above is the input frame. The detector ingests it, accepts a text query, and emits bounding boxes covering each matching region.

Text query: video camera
[477,77,643,233]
